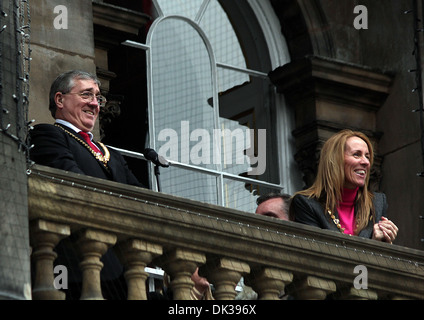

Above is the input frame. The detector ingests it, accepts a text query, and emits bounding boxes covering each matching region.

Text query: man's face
[55,79,101,132]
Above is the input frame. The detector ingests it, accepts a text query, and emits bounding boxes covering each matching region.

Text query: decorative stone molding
[99,94,123,139]
[27,165,424,299]
[92,1,150,40]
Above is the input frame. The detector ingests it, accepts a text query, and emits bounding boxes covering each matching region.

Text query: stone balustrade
[28,165,424,300]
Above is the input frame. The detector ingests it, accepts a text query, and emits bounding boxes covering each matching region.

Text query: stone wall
[0,0,31,300]
[28,0,97,134]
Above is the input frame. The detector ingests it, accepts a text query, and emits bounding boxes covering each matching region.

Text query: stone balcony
[28,165,424,300]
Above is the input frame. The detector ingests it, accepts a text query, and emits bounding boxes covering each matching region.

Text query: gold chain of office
[54,124,110,168]
[327,209,346,233]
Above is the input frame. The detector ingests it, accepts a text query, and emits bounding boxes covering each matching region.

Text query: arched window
[120,0,301,212]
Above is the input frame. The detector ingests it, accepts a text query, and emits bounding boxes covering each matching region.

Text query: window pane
[160,166,219,205]
[151,18,216,171]
[150,18,219,200]
[217,67,249,94]
[156,0,204,20]
[223,178,283,213]
[217,68,276,183]
[199,0,248,92]
[199,0,246,68]
[145,2,286,206]
[215,117,252,176]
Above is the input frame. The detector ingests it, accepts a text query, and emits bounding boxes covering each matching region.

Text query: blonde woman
[289,130,398,243]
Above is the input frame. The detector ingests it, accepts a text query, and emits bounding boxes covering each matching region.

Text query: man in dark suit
[29,70,145,299]
[29,70,143,187]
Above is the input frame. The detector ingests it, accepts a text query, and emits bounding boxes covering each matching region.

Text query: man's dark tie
[79,131,103,154]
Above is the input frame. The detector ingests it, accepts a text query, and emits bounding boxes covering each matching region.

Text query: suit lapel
[56,123,112,176]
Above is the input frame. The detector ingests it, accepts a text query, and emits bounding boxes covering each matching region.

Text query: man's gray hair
[256,192,292,215]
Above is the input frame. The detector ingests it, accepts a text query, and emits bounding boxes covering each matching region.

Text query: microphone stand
[154,164,161,192]
[144,148,169,192]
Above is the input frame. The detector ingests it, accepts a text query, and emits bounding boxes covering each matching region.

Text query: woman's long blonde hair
[293,129,375,234]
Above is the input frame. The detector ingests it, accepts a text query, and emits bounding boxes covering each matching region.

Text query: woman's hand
[372,216,398,243]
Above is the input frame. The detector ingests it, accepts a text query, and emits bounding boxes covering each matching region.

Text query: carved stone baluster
[248,267,293,300]
[75,229,117,300]
[289,276,336,300]
[160,248,206,300]
[205,258,250,300]
[115,239,163,300]
[336,287,378,300]
[30,219,70,300]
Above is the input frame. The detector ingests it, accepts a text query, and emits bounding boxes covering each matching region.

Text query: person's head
[49,70,104,132]
[255,193,292,221]
[316,129,374,193]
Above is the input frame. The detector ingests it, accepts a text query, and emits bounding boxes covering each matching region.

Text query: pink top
[337,187,359,235]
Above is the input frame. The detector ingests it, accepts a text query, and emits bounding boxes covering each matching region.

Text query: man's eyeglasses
[62,91,107,108]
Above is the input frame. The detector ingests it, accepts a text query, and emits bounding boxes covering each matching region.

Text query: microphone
[144,148,170,168]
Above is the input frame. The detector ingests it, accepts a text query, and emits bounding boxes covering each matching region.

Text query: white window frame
[114,0,300,206]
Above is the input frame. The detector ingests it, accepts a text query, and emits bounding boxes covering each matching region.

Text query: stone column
[160,248,206,300]
[248,267,293,300]
[75,229,117,300]
[205,258,250,300]
[288,276,336,300]
[115,239,162,300]
[30,219,70,300]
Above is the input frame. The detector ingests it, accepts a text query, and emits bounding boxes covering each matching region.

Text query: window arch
[119,0,301,211]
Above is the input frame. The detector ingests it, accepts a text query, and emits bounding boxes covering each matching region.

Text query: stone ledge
[28,164,424,299]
